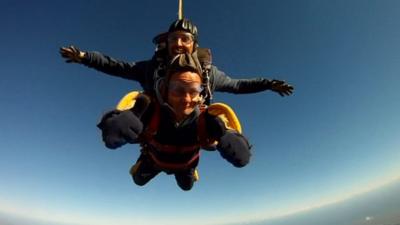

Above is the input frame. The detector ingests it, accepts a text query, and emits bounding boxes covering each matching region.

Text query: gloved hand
[204,110,226,140]
[217,130,252,168]
[265,79,294,97]
[59,45,86,63]
[131,94,151,118]
[98,110,124,149]
[98,110,143,149]
[97,94,151,149]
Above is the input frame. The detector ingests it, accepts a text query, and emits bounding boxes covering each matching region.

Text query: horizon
[1,174,400,225]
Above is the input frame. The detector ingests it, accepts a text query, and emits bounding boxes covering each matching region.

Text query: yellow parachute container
[116,91,141,111]
[206,103,242,134]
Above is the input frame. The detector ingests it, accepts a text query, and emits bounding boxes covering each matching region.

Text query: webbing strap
[148,151,200,171]
[148,139,200,154]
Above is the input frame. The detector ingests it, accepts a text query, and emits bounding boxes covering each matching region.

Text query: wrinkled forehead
[169,71,201,84]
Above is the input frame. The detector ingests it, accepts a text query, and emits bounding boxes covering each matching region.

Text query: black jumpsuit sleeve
[81,51,150,84]
[210,65,272,94]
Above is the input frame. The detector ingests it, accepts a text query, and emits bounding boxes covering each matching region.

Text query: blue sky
[1,0,400,225]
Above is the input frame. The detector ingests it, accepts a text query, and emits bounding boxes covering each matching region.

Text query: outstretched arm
[59,45,148,83]
[210,66,294,96]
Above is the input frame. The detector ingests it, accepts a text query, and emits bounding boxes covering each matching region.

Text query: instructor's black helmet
[168,18,198,41]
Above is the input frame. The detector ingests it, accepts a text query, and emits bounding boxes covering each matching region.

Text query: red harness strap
[141,103,207,171]
[148,139,200,154]
[147,150,200,171]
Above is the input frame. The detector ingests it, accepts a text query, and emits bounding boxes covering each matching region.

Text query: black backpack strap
[197,48,213,105]
[197,48,212,70]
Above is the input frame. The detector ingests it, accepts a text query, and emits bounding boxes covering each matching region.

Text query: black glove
[264,79,294,97]
[204,111,226,140]
[97,110,143,149]
[59,45,85,63]
[97,94,151,149]
[217,130,252,168]
[131,94,151,118]
[97,110,125,149]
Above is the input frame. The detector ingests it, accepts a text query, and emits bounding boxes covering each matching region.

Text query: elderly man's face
[166,71,202,122]
[167,31,195,56]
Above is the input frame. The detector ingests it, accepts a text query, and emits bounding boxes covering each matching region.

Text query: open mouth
[173,48,186,54]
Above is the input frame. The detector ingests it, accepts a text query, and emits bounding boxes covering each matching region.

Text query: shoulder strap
[197,48,213,105]
[197,48,212,70]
